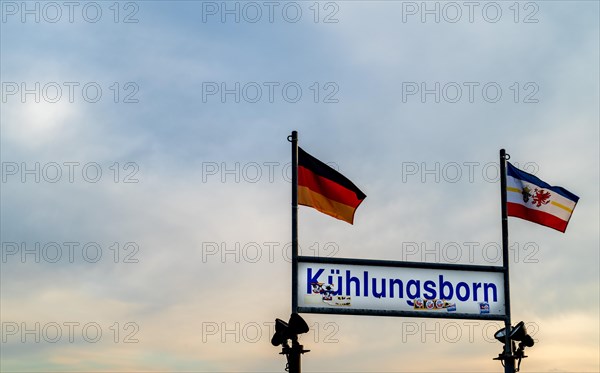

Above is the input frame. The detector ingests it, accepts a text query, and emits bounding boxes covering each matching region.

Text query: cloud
[1,1,598,372]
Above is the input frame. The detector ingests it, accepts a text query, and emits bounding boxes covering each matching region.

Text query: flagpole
[287,131,304,373]
[291,131,299,313]
[500,149,514,373]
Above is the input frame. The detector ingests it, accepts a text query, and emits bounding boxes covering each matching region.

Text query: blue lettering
[389,278,403,298]
[484,283,498,302]
[406,279,421,299]
[439,275,454,300]
[307,268,324,294]
[306,267,499,306]
[472,282,482,301]
[372,278,387,298]
[346,270,361,296]
[423,280,437,299]
[456,281,470,301]
[334,274,342,295]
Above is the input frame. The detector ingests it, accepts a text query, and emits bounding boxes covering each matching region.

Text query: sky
[1,0,599,372]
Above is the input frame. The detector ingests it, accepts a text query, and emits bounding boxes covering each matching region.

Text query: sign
[296,257,506,320]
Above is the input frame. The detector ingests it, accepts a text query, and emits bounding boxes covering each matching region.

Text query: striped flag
[298,147,366,224]
[506,162,579,232]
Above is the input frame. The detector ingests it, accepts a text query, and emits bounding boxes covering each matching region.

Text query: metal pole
[289,131,301,373]
[291,131,298,313]
[281,342,307,373]
[288,344,302,373]
[500,149,514,373]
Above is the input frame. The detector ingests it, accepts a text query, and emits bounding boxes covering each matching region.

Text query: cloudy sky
[1,1,598,372]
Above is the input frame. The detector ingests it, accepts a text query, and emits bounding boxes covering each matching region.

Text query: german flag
[298,147,366,224]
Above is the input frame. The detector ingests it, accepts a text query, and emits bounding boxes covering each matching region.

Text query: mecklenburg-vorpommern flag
[298,147,366,224]
[506,162,579,233]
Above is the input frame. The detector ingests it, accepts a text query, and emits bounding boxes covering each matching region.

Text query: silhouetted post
[500,149,515,373]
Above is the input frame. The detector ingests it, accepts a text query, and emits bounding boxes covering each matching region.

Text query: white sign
[297,260,505,318]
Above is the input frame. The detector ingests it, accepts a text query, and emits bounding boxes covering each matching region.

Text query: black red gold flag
[297,147,366,224]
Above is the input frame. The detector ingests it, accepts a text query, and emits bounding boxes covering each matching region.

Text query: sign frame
[296,255,508,321]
